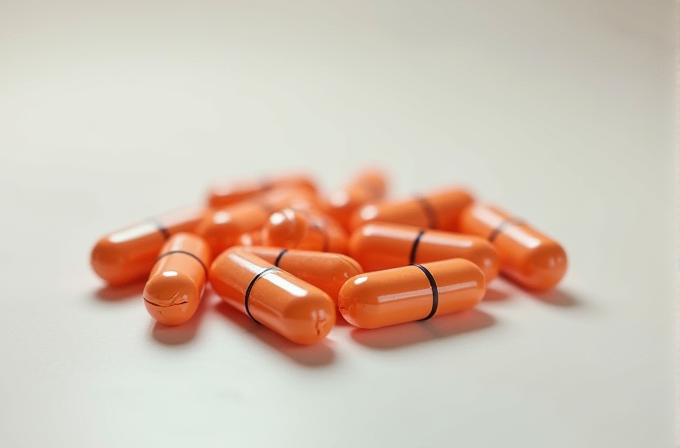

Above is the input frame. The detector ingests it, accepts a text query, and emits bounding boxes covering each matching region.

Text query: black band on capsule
[409,230,426,265]
[244,267,280,324]
[412,264,439,320]
[273,249,288,267]
[414,196,437,229]
[488,218,525,242]
[151,219,171,240]
[153,250,207,275]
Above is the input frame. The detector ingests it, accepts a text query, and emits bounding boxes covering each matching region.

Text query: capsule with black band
[242,246,363,302]
[143,233,212,326]
[338,259,486,329]
[262,208,348,254]
[210,247,336,345]
[459,203,567,291]
[348,222,499,280]
[90,205,205,286]
[349,187,474,232]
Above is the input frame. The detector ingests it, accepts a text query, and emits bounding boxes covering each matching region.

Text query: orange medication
[90,205,204,286]
[196,188,316,255]
[338,259,486,329]
[349,187,474,232]
[262,208,348,253]
[459,204,567,291]
[207,173,317,208]
[210,247,336,344]
[242,246,363,302]
[349,223,499,280]
[323,168,388,230]
[143,233,212,326]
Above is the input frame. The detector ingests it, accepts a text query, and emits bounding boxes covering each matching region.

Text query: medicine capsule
[349,187,474,232]
[262,208,348,253]
[210,247,336,345]
[196,188,316,255]
[207,173,317,208]
[322,168,388,231]
[143,233,212,326]
[459,204,567,291]
[90,205,204,286]
[338,259,486,329]
[349,223,499,280]
[242,246,363,302]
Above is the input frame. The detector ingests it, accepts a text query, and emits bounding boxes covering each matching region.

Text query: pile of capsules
[90,169,568,345]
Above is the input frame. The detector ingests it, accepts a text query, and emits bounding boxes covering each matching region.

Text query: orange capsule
[210,247,336,344]
[349,187,474,232]
[459,204,567,291]
[338,259,486,329]
[349,223,499,280]
[90,205,204,286]
[262,208,348,253]
[242,246,363,302]
[322,168,388,231]
[143,233,212,326]
[207,173,317,208]
[237,230,263,247]
[196,188,316,255]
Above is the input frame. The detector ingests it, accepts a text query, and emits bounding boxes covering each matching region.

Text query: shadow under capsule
[94,280,146,302]
[149,290,215,346]
[350,308,496,350]
[213,301,335,368]
[529,288,581,308]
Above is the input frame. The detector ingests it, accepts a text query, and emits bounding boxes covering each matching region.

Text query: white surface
[0,1,675,447]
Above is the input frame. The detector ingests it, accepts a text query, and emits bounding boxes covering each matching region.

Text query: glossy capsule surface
[196,188,316,255]
[349,223,499,280]
[262,208,348,253]
[90,205,204,286]
[338,259,486,329]
[207,173,317,208]
[349,187,474,232]
[143,233,212,326]
[210,247,336,345]
[243,246,363,302]
[459,204,567,291]
[322,168,388,231]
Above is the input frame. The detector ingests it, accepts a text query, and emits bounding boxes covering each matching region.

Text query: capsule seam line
[414,196,437,229]
[244,267,280,324]
[273,249,288,267]
[488,218,525,242]
[153,250,207,275]
[151,219,171,240]
[412,264,439,320]
[409,230,426,265]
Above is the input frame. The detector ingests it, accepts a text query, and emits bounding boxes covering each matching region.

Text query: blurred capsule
[322,168,388,231]
[207,173,317,208]
[459,204,567,291]
[350,187,474,232]
[262,208,348,253]
[90,205,204,286]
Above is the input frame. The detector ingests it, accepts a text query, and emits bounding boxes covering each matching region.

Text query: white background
[0,1,676,447]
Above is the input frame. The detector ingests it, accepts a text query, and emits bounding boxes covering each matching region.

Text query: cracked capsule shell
[459,204,567,291]
[210,247,336,345]
[322,168,388,231]
[349,223,499,280]
[90,205,204,286]
[262,208,348,254]
[338,259,486,329]
[143,233,212,326]
[206,173,318,208]
[349,187,474,232]
[242,246,363,302]
[196,188,316,255]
